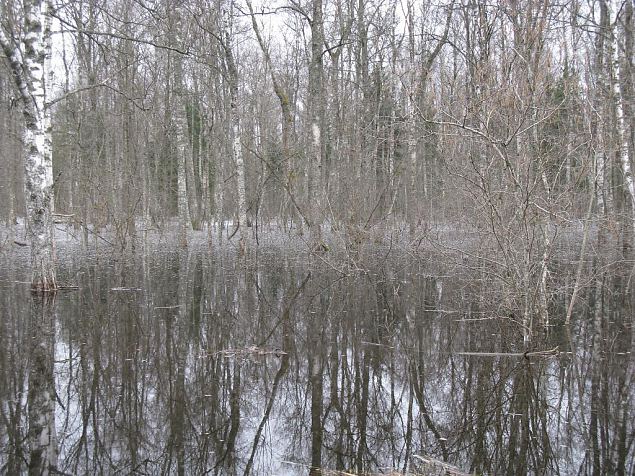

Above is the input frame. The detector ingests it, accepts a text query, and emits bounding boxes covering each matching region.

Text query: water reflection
[27,294,58,475]
[0,250,633,474]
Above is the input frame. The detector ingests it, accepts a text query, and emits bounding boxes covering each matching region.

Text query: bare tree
[307,0,325,241]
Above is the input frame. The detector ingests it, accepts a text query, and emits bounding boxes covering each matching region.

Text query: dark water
[0,246,633,475]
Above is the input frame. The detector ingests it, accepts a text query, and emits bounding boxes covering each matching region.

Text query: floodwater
[0,244,633,475]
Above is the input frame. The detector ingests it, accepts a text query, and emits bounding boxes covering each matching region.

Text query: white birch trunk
[200,130,210,227]
[224,8,247,250]
[175,101,190,246]
[185,84,201,230]
[408,118,417,231]
[0,0,57,290]
[406,3,418,232]
[177,132,189,246]
[216,177,225,241]
[173,51,191,247]
[309,120,321,224]
[595,46,609,215]
[613,30,635,219]
[233,103,247,246]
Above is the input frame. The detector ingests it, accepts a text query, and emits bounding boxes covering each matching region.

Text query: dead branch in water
[454,346,560,359]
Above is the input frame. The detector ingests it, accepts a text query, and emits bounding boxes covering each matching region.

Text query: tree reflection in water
[27,294,57,475]
[0,249,633,474]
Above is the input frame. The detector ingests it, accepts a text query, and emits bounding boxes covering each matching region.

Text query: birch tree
[169,5,204,239]
[0,0,57,291]
[612,3,635,228]
[167,8,192,247]
[175,51,191,247]
[217,2,248,251]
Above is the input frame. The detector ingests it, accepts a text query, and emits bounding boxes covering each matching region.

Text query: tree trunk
[613,17,635,225]
[406,0,419,233]
[170,38,191,247]
[308,0,325,240]
[188,79,203,230]
[0,0,57,291]
[594,0,611,216]
[177,120,190,248]
[223,6,247,252]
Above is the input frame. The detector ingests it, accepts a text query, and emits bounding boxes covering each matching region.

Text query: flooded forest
[0,0,634,474]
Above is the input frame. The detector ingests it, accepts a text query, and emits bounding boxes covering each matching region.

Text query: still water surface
[0,246,633,475]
